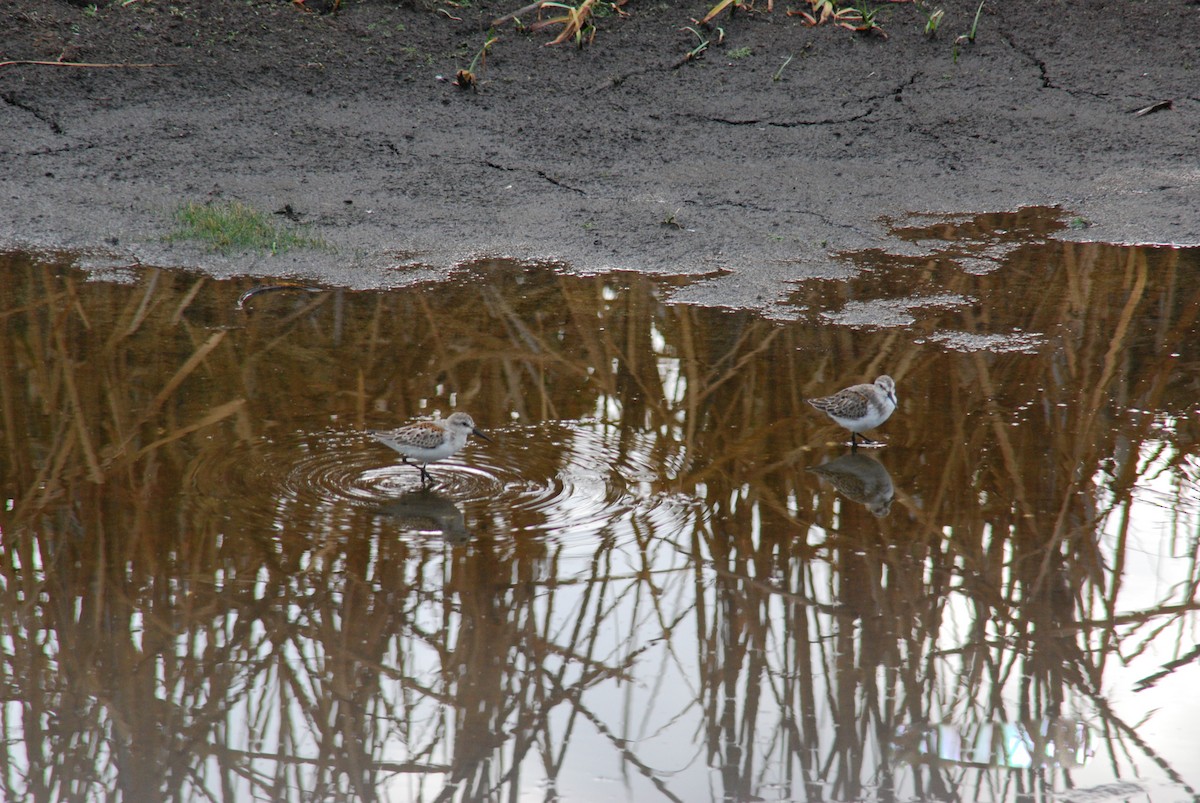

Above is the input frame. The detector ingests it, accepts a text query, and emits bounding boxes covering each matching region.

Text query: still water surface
[2,209,1198,801]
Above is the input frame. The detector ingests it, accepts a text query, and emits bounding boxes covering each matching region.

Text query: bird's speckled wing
[807,385,872,418]
[382,421,448,450]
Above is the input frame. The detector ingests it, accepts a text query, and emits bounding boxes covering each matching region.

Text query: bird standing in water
[371,412,491,484]
[807,375,897,448]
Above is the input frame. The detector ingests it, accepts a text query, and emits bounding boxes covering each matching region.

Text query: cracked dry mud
[1,0,1197,306]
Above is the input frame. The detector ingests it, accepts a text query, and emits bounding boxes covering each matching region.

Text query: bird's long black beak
[473,428,493,443]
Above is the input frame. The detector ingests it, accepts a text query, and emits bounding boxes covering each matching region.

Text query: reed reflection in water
[1,209,1199,801]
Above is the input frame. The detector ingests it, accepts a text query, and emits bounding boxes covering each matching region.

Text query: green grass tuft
[169,200,325,254]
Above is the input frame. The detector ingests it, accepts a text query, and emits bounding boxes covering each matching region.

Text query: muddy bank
[1,0,1197,306]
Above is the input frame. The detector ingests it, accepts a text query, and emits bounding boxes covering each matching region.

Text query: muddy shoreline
[2,0,1197,307]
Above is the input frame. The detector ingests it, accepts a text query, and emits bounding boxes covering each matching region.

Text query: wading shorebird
[371,412,491,484]
[807,375,897,448]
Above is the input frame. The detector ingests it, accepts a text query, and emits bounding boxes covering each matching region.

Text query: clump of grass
[491,0,632,47]
[772,53,794,81]
[697,0,741,26]
[913,0,943,37]
[532,0,599,47]
[169,201,325,254]
[788,0,890,38]
[455,33,498,90]
[673,25,722,68]
[953,0,985,61]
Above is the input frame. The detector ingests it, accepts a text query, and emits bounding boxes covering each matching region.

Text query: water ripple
[187,420,688,544]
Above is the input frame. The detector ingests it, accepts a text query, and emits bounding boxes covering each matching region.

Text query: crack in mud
[1,92,63,134]
[536,170,586,195]
[694,109,876,127]
[998,32,1057,90]
[998,30,1116,101]
[25,142,96,158]
[485,159,587,195]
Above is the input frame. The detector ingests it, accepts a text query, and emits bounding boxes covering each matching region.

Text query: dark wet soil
[1,0,1197,304]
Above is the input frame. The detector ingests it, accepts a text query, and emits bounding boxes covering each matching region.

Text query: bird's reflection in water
[807,452,895,517]
[377,488,470,542]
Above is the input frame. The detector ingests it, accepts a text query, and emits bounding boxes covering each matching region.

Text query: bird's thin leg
[402,455,427,483]
[851,432,859,449]
[419,464,431,485]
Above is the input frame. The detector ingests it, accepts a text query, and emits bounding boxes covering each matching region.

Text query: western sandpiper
[371,412,491,484]
[807,375,897,448]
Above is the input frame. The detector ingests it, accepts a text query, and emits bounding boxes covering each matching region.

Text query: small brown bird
[807,375,897,448]
[371,412,491,484]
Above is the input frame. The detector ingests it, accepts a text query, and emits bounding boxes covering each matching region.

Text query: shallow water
[2,209,1199,801]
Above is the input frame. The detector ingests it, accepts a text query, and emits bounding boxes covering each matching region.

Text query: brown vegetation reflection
[1,213,1198,801]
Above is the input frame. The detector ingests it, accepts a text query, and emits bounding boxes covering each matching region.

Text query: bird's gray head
[445,412,492,442]
[875,375,897,404]
[445,412,476,430]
